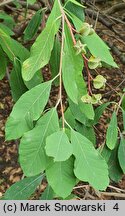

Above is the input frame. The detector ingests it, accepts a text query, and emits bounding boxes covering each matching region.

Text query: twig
[101,191,125,198]
[58,0,65,129]
[104,3,125,15]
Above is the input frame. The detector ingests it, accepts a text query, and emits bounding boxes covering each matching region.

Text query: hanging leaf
[81,33,118,68]
[46,157,76,198]
[50,35,60,86]
[0,28,29,61]
[79,99,95,120]
[0,23,14,36]
[24,70,43,89]
[106,112,118,150]
[0,12,15,29]
[19,108,59,176]
[0,47,7,80]
[62,24,83,104]
[108,145,123,182]
[63,108,76,128]
[71,130,109,190]
[4,174,44,200]
[118,136,125,173]
[40,185,55,200]
[45,130,72,161]
[24,9,43,41]
[5,81,52,140]
[93,102,110,125]
[99,145,111,163]
[10,59,27,102]
[22,0,61,81]
[75,122,96,146]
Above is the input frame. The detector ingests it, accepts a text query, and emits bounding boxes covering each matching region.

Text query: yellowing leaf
[93,75,106,89]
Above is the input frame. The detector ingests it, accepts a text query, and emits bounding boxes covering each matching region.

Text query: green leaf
[40,185,55,200]
[10,59,27,101]
[24,70,43,89]
[81,33,118,68]
[71,130,109,190]
[106,112,118,150]
[69,99,90,126]
[63,108,76,128]
[0,28,29,61]
[50,35,60,86]
[75,122,96,146]
[4,175,44,200]
[99,145,111,163]
[0,23,14,36]
[65,0,85,8]
[19,108,59,176]
[5,81,52,140]
[0,47,7,80]
[46,157,76,198]
[24,9,43,41]
[62,24,83,104]
[79,99,94,120]
[45,131,72,161]
[118,136,125,173]
[93,102,110,125]
[108,145,123,182]
[27,0,36,4]
[22,0,61,81]
[0,12,15,28]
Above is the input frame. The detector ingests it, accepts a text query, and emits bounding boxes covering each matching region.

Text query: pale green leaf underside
[5,81,51,140]
[22,0,61,81]
[106,112,118,150]
[4,175,43,200]
[45,131,73,161]
[71,131,109,190]
[46,157,76,198]
[19,108,59,176]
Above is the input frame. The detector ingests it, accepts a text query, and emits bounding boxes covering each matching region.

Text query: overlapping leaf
[5,81,52,140]
[10,59,27,101]
[45,131,72,161]
[22,0,61,81]
[118,136,125,173]
[0,28,29,61]
[46,157,76,198]
[106,112,118,150]
[4,175,44,200]
[19,108,59,176]
[0,47,7,80]
[62,24,83,104]
[71,130,109,190]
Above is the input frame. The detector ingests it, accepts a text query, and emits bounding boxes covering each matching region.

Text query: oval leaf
[118,136,125,173]
[45,131,72,161]
[5,81,52,140]
[4,175,43,200]
[106,112,118,150]
[71,130,109,190]
[22,0,61,81]
[46,157,76,198]
[19,108,59,176]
